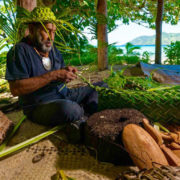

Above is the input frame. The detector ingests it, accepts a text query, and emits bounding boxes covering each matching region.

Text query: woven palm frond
[77,72,180,124]
[98,87,180,124]
[96,73,180,124]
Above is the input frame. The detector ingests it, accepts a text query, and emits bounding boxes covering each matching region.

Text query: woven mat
[0,139,126,180]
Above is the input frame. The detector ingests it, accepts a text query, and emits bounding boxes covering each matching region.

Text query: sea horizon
[116,44,168,47]
[115,44,168,61]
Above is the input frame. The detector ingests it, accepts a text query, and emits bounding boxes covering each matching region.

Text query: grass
[64,55,149,67]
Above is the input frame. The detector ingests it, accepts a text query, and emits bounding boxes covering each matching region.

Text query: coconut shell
[122,124,169,169]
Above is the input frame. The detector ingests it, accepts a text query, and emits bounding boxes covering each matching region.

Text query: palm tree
[125,42,141,56]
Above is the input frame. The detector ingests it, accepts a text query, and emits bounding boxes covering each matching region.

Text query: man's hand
[65,66,78,74]
[8,67,78,96]
[52,68,77,83]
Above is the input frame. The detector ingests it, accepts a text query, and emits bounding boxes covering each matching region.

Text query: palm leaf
[16,6,31,19]
[128,46,141,54]
[0,1,18,44]
[0,37,10,50]
[3,0,15,29]
[54,41,76,53]
[0,125,65,159]
[56,7,72,19]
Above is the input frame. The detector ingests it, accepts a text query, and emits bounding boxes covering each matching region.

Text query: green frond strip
[0,125,65,159]
[154,122,170,133]
[16,6,31,19]
[39,20,52,43]
[54,41,76,53]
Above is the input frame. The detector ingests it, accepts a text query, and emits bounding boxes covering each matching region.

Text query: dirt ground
[0,64,144,180]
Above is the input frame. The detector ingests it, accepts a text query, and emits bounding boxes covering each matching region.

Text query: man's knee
[61,100,84,122]
[29,100,84,126]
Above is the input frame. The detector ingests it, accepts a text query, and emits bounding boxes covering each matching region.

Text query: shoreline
[117,44,168,47]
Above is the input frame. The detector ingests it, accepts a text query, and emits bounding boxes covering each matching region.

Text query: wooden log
[0,111,14,144]
[84,109,146,165]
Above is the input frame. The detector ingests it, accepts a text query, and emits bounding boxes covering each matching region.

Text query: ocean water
[116,45,167,62]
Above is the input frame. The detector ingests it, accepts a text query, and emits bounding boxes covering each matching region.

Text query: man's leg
[66,81,108,116]
[27,99,84,126]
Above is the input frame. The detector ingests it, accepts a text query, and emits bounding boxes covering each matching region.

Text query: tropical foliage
[0,0,17,79]
[0,0,179,80]
[64,42,151,66]
[109,0,180,28]
[0,0,81,78]
[164,41,180,65]
[51,0,179,66]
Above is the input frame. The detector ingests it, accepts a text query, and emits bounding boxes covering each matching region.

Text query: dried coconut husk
[0,111,14,144]
[84,108,146,165]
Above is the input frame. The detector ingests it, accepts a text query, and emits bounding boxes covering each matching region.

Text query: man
[5,7,103,126]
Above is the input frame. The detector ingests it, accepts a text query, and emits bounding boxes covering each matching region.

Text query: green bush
[108,44,150,65]
[64,54,96,66]
[164,41,180,65]
[141,51,151,63]
[64,44,97,66]
[123,55,140,64]
[64,43,151,66]
[108,46,124,64]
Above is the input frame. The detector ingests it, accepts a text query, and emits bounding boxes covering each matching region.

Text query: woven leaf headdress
[16,6,79,52]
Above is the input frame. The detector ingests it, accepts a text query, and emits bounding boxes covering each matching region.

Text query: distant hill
[130,33,180,45]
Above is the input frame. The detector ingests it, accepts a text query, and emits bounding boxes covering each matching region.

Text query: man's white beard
[36,31,52,53]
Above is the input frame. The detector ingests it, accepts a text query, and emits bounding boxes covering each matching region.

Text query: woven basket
[97,78,180,124]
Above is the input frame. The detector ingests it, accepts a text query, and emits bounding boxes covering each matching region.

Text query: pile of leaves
[104,71,160,91]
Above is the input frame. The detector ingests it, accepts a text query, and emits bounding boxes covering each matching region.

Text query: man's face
[34,23,56,53]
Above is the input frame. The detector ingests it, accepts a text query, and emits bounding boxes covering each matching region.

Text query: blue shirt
[5,37,68,112]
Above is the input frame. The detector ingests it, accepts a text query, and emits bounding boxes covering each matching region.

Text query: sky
[84,22,180,46]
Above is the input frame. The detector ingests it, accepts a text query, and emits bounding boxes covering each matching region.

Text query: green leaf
[0,125,65,159]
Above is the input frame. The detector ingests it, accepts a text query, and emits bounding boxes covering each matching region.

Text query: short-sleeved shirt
[5,37,68,113]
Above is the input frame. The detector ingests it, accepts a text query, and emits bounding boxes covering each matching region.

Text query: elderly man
[5,7,103,126]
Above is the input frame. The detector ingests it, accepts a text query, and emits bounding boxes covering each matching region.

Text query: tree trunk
[17,0,36,11]
[155,0,164,64]
[17,0,37,36]
[97,0,108,70]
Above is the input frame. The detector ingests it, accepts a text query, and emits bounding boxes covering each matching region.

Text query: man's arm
[9,68,77,96]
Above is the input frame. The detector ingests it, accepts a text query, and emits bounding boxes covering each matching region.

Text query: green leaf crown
[17,7,58,24]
